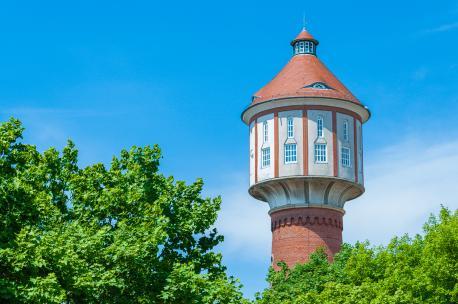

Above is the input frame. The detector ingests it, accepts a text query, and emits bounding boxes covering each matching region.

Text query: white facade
[336,112,355,181]
[246,102,368,212]
[308,110,333,177]
[249,109,362,186]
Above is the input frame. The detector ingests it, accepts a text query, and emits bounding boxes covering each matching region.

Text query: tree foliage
[255,207,458,304]
[0,118,247,304]
[2,117,457,304]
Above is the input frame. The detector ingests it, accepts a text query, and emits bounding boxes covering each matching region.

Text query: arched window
[263,121,268,142]
[317,116,324,137]
[343,120,349,141]
[287,117,294,138]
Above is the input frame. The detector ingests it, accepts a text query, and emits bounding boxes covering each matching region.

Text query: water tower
[241,28,370,268]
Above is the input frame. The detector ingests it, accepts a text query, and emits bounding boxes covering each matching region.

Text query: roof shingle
[252,30,360,105]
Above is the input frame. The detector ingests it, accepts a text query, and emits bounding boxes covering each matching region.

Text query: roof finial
[302,12,306,30]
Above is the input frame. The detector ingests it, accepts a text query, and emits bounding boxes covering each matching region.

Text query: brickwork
[270,207,343,269]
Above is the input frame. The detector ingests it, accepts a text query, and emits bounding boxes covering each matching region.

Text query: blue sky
[1,0,458,297]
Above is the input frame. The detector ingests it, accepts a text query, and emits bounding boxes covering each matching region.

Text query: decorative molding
[250,176,363,211]
[271,214,343,231]
[249,105,362,125]
[243,99,369,125]
[324,181,335,205]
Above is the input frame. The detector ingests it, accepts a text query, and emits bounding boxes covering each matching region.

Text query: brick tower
[241,27,370,268]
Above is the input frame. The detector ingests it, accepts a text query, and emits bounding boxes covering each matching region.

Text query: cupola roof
[290,28,319,45]
[251,28,360,105]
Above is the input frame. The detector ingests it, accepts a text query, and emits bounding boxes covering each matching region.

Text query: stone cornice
[270,207,343,231]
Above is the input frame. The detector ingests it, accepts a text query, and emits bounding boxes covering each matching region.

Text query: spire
[302,12,306,30]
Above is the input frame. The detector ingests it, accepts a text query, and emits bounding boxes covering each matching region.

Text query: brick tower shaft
[270,207,343,268]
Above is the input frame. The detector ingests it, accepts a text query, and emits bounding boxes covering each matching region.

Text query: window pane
[263,121,268,142]
[287,117,294,138]
[314,144,327,163]
[343,121,349,141]
[317,117,324,137]
[341,147,351,167]
[261,147,270,168]
[284,144,297,164]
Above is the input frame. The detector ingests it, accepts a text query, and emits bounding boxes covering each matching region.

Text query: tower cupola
[291,28,319,56]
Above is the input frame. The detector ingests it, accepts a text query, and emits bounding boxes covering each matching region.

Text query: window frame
[287,117,294,138]
[298,41,305,53]
[317,116,324,138]
[284,143,297,164]
[263,121,268,143]
[341,147,351,167]
[261,147,271,168]
[304,41,311,53]
[294,41,315,55]
[343,120,349,141]
[314,143,327,163]
[312,83,326,89]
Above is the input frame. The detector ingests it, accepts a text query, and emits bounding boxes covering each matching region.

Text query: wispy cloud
[210,172,271,261]
[0,107,122,118]
[345,138,458,245]
[422,22,458,34]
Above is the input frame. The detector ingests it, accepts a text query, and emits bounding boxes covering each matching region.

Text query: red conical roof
[290,28,318,45]
[252,30,360,105]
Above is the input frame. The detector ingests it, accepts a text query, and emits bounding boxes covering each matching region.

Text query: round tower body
[242,28,370,268]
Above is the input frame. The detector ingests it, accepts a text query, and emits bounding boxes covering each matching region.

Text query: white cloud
[345,138,458,245]
[423,22,458,34]
[212,172,271,261]
[215,138,458,261]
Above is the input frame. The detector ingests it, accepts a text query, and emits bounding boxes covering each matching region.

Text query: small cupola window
[293,40,316,55]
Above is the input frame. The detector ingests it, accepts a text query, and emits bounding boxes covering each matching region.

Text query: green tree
[0,118,248,304]
[255,207,458,304]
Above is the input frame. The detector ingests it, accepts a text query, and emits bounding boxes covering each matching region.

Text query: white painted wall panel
[278,110,303,177]
[257,114,275,181]
[308,110,333,176]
